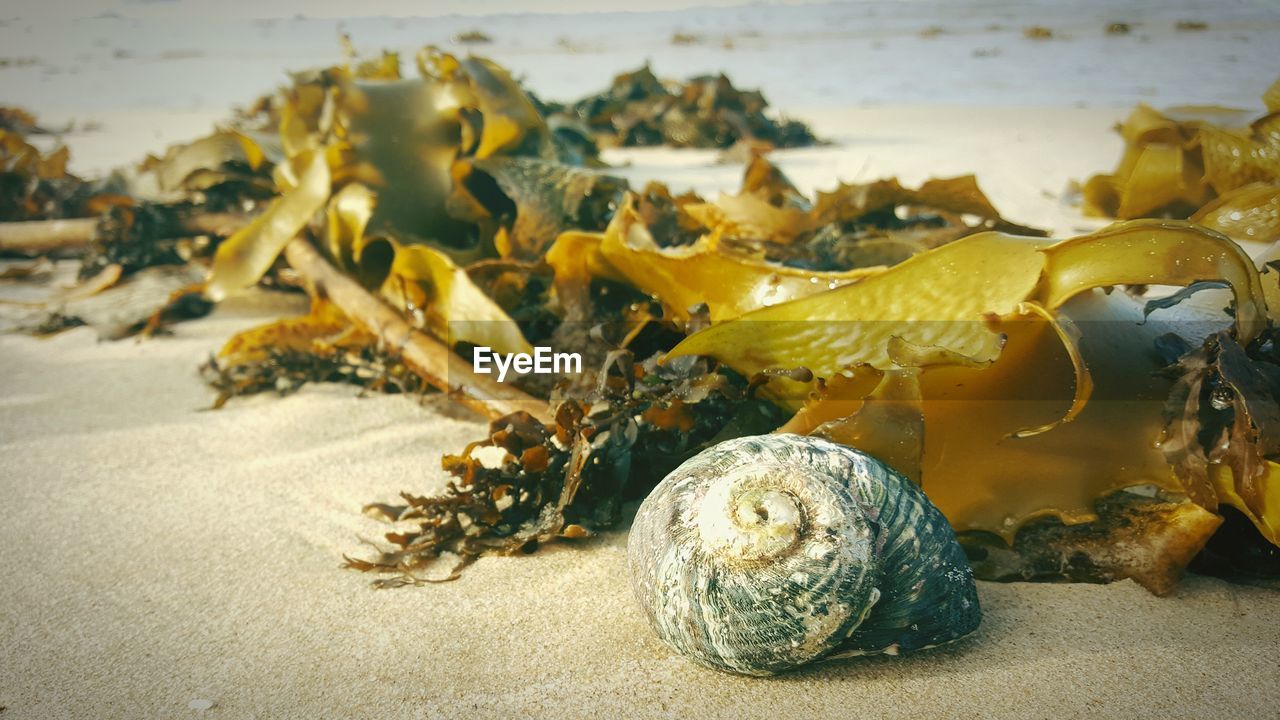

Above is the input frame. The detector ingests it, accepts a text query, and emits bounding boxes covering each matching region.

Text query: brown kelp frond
[448,156,627,260]
[1159,329,1280,544]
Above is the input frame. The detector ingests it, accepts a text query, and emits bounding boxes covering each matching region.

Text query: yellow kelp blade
[1198,124,1280,195]
[545,231,626,321]
[683,192,812,244]
[1117,143,1207,218]
[418,49,554,161]
[668,231,1051,380]
[741,152,807,207]
[1081,104,1200,218]
[600,194,884,325]
[1212,460,1280,543]
[145,130,272,193]
[1084,81,1280,220]
[326,182,378,272]
[319,180,528,355]
[545,231,624,286]
[812,175,1008,226]
[1191,182,1280,245]
[672,220,1266,382]
[206,150,331,301]
[364,238,532,356]
[459,55,553,160]
[1265,77,1280,113]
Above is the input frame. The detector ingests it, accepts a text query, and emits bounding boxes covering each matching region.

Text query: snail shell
[626,434,980,676]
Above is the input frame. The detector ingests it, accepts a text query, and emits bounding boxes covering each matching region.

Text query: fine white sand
[3,1,1280,717]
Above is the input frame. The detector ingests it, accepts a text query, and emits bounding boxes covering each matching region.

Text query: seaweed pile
[1,112,128,223]
[2,49,1279,593]
[539,64,822,151]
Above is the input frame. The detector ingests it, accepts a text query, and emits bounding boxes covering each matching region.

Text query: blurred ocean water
[1,0,1276,116]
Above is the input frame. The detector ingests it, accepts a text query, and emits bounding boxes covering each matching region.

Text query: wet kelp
[668,220,1277,592]
[5,49,1280,594]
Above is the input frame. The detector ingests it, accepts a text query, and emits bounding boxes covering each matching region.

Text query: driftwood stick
[180,212,250,238]
[283,237,550,423]
[0,218,98,253]
[0,212,249,255]
[1,215,544,420]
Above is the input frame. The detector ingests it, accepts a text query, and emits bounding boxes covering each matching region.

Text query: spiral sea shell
[626,434,981,676]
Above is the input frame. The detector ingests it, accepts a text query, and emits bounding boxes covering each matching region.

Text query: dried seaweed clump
[542,65,821,150]
[0,109,126,222]
[202,299,427,407]
[346,353,781,585]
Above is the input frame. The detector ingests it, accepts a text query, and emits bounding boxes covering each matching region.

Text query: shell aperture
[626,434,981,675]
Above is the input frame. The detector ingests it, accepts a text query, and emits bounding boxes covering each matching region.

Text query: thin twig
[282,237,550,423]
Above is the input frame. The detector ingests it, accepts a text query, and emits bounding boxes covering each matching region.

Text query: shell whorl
[627,434,981,676]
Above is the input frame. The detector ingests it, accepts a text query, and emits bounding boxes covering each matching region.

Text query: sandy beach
[3,1,1280,718]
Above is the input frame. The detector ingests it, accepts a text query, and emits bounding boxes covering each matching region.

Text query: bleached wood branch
[283,238,550,423]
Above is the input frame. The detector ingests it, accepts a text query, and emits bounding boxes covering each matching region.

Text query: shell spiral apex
[626,433,981,676]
